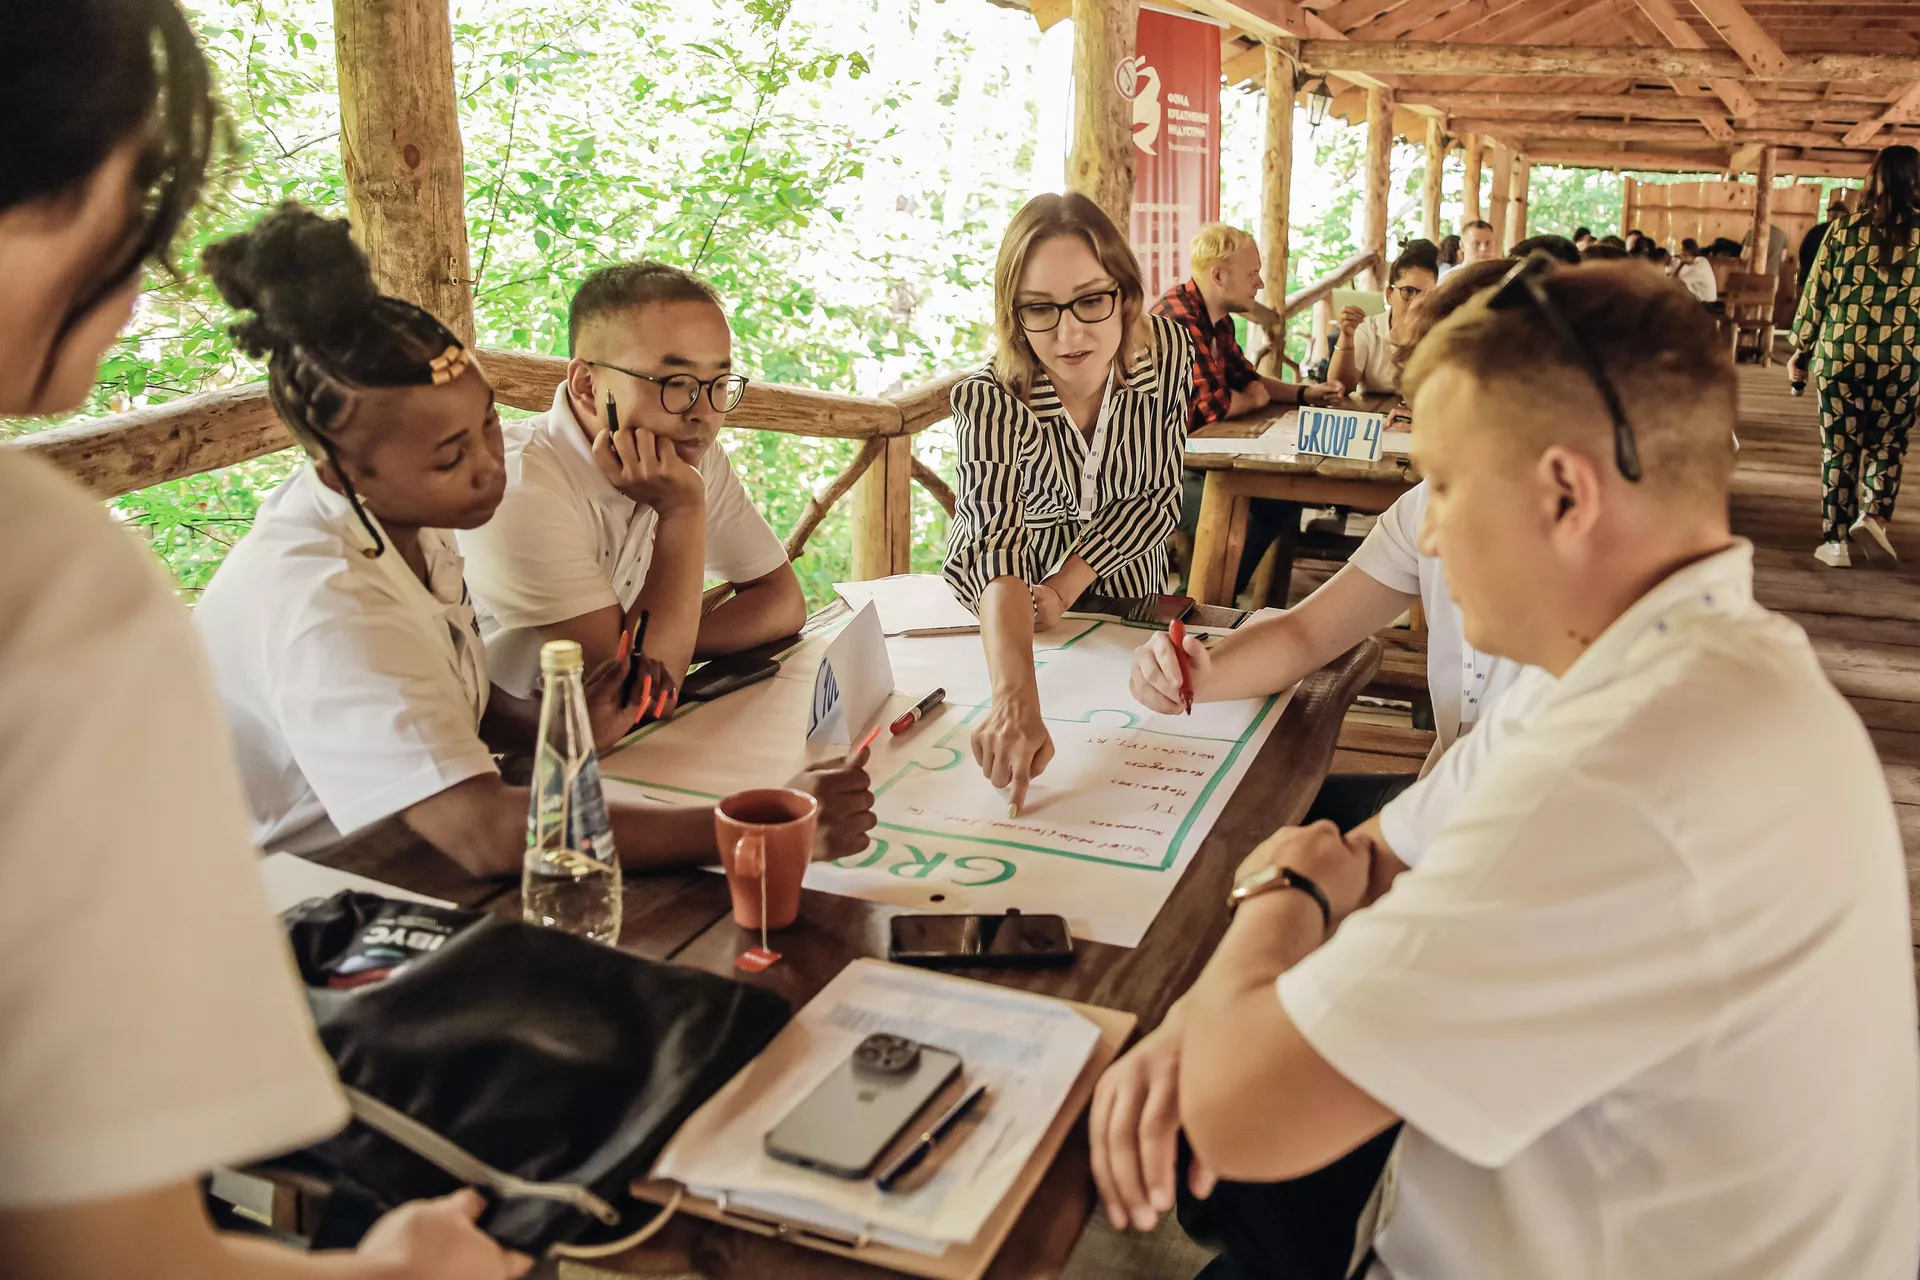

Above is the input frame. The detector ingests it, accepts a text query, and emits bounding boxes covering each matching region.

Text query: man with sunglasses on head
[459,263,804,732]
[1091,259,1917,1279]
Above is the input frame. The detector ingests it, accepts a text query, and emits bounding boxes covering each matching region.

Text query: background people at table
[1798,195,1852,299]
[1150,223,1342,430]
[1571,226,1594,251]
[1132,257,1519,837]
[458,263,804,708]
[193,205,875,876]
[1792,146,1920,570]
[1331,241,1438,397]
[1096,262,1919,1280]
[1674,238,1718,303]
[0,5,528,1277]
[1458,219,1498,266]
[1436,233,1461,275]
[943,192,1192,812]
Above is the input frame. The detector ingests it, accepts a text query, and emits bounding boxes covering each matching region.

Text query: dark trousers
[1301,773,1418,833]
[1178,1127,1402,1280]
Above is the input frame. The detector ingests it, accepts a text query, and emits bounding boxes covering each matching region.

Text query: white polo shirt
[1281,542,1920,1280]
[1676,257,1718,304]
[0,451,346,1206]
[196,465,497,855]
[457,385,789,695]
[1349,482,1524,758]
[1349,310,1400,396]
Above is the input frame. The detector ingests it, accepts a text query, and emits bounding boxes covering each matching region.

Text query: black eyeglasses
[1016,288,1119,333]
[1487,253,1643,483]
[1389,283,1427,303]
[587,360,749,414]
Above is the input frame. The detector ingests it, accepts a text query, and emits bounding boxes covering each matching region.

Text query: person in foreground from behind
[1131,256,1519,832]
[1151,222,1342,429]
[193,205,875,875]
[943,192,1193,812]
[0,2,526,1276]
[1091,261,1919,1279]
[1792,145,1920,569]
[457,262,805,702]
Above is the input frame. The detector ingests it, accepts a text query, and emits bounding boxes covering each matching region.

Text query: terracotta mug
[715,788,819,931]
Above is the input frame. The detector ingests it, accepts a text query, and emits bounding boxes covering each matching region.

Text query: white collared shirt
[1350,310,1399,396]
[457,384,788,695]
[195,465,497,855]
[1349,482,1524,764]
[0,451,346,1206]
[1281,542,1920,1279]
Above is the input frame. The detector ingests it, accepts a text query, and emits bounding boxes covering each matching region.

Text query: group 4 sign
[1295,407,1389,463]
[1124,8,1220,298]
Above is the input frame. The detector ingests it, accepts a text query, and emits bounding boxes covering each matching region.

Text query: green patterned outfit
[1790,212,1920,543]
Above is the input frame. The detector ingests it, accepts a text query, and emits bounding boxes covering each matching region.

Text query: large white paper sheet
[833,574,979,636]
[602,619,1291,947]
[652,959,1100,1253]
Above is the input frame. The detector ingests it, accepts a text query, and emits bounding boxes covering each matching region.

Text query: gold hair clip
[428,344,472,386]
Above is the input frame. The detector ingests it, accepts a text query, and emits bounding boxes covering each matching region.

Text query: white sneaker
[1850,514,1898,564]
[1814,541,1852,568]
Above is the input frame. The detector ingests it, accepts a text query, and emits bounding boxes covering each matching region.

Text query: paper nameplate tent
[1295,406,1388,462]
[807,601,896,746]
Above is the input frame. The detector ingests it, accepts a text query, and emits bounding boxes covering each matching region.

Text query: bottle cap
[539,639,585,673]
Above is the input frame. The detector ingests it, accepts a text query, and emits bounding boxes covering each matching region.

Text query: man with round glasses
[459,262,804,722]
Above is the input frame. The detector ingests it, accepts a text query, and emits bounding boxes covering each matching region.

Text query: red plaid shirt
[1149,279,1261,432]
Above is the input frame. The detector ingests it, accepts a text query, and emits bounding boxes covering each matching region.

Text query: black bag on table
[281,892,790,1256]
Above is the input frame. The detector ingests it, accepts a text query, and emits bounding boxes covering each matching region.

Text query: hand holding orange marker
[1169,619,1194,715]
[854,722,885,757]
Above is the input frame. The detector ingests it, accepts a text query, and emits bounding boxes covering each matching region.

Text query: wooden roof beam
[1524,145,1870,176]
[1843,81,1920,147]
[1297,39,1920,83]
[1399,89,1885,125]
[1631,0,1761,118]
[1684,0,1794,79]
[1446,115,1917,148]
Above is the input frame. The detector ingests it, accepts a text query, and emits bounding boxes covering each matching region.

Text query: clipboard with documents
[633,959,1136,1280]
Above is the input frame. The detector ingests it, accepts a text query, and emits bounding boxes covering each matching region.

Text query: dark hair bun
[202,202,379,358]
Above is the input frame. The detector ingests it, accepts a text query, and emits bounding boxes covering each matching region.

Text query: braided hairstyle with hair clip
[202,203,472,558]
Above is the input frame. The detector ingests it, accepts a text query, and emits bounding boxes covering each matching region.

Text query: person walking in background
[1458,220,1498,267]
[1794,146,1920,568]
[1799,195,1852,299]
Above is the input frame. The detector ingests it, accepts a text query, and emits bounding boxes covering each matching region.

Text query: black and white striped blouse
[942,313,1195,608]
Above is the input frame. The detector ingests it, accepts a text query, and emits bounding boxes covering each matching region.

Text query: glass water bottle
[522,640,622,944]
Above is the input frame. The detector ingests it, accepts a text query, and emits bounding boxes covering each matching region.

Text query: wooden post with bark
[1750,145,1775,271]
[851,436,914,580]
[1462,134,1484,226]
[1067,0,1140,234]
[1262,42,1297,357]
[333,0,475,344]
[1422,117,1444,244]
[1363,86,1393,290]
[1487,141,1514,251]
[1510,152,1530,249]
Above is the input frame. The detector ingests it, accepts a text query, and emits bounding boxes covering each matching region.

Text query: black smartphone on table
[678,650,780,702]
[887,909,1074,968]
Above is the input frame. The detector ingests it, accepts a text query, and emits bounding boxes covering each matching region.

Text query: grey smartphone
[764,1033,962,1179]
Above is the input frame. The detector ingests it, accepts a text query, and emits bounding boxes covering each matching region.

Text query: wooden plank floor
[1332,365,1920,964]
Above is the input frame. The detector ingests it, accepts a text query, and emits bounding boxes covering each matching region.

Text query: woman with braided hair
[193,203,877,876]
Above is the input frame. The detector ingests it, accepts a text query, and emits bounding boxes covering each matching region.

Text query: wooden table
[1184,399,1418,608]
[310,625,1383,1279]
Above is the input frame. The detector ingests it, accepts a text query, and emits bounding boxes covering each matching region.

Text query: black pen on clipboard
[875,1081,989,1193]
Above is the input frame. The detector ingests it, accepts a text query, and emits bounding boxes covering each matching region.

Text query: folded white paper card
[808,601,896,745]
[1295,406,1388,462]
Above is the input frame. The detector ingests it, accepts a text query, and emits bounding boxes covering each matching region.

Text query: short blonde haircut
[1189,223,1256,277]
[991,193,1149,405]
[1402,261,1737,501]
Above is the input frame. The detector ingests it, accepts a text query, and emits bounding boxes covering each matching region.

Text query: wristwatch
[1227,863,1332,937]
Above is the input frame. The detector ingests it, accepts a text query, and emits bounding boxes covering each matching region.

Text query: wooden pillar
[333,0,474,343]
[1422,117,1444,244]
[1363,86,1393,290]
[1511,153,1531,249]
[851,435,913,580]
[1750,146,1775,271]
[1462,134,1483,226]
[1067,0,1141,234]
[1261,41,1296,356]
[1621,179,1635,240]
[1487,141,1513,251]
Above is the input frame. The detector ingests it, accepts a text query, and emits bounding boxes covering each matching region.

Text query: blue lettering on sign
[1296,408,1387,462]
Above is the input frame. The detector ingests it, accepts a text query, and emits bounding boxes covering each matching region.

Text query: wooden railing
[14,352,965,581]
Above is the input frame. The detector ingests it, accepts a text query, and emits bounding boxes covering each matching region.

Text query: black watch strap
[1278,867,1332,936]
[1228,864,1333,937]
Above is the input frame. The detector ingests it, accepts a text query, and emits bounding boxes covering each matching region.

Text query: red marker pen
[890,687,948,735]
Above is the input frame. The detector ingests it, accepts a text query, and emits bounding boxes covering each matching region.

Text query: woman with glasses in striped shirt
[942,192,1194,812]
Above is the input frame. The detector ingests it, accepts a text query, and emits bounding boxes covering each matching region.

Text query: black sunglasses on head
[1486,253,1643,483]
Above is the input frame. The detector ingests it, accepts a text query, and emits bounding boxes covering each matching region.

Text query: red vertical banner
[1124,9,1221,298]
